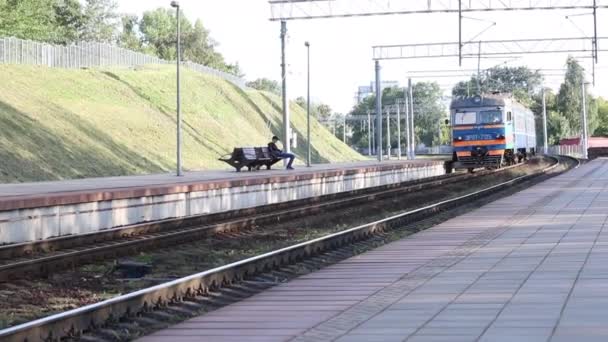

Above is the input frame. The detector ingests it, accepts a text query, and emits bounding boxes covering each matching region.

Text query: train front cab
[451,105,514,171]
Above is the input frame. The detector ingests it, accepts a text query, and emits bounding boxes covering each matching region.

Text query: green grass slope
[0,65,365,183]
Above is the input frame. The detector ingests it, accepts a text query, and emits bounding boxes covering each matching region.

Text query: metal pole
[386,107,391,160]
[594,0,598,63]
[404,90,410,159]
[173,2,182,176]
[582,81,589,159]
[371,118,375,153]
[305,41,311,167]
[367,109,372,156]
[375,60,383,161]
[343,115,346,143]
[438,124,442,149]
[592,57,596,87]
[397,101,402,160]
[477,41,482,94]
[280,21,291,156]
[408,78,415,159]
[458,0,462,66]
[542,88,548,154]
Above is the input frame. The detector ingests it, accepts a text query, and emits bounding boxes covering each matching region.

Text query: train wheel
[467,168,475,173]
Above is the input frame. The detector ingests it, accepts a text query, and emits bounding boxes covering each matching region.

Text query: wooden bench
[219,147,283,172]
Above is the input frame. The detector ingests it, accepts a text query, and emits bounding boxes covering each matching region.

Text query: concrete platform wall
[0,163,444,244]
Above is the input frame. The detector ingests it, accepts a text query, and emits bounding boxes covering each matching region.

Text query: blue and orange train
[449,94,536,171]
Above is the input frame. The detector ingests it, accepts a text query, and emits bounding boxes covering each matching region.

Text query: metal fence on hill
[0,37,246,89]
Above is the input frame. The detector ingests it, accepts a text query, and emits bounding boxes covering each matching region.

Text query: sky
[117,0,607,113]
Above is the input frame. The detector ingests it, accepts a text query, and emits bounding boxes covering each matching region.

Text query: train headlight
[496,134,505,139]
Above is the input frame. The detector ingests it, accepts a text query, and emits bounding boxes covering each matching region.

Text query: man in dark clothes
[268,136,295,170]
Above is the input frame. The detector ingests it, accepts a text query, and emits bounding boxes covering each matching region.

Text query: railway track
[0,155,578,342]
[0,162,522,282]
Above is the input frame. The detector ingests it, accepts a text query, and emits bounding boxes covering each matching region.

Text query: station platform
[140,158,608,342]
[0,159,445,244]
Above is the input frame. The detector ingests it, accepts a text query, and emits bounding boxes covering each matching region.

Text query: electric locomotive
[449,93,536,171]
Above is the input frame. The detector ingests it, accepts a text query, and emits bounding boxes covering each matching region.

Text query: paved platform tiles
[139,158,608,342]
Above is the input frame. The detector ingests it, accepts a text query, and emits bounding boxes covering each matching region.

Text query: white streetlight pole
[542,88,548,155]
[396,101,402,160]
[170,1,182,176]
[582,81,589,159]
[305,41,311,167]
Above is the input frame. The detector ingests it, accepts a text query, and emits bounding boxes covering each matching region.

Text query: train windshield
[479,110,503,124]
[454,112,476,125]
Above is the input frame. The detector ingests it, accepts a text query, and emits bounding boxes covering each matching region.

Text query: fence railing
[547,145,585,158]
[356,145,587,159]
[0,37,246,89]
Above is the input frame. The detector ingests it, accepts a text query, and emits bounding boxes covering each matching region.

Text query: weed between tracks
[0,158,559,329]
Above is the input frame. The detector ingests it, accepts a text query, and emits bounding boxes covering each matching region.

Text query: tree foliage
[294,97,333,123]
[119,14,143,51]
[348,82,446,150]
[0,0,117,44]
[412,82,447,146]
[80,0,118,43]
[595,98,608,137]
[247,78,281,95]
[139,8,183,60]
[0,0,82,43]
[53,0,86,44]
[138,9,241,75]
[556,57,598,136]
[532,57,600,144]
[0,2,242,75]
[452,66,543,106]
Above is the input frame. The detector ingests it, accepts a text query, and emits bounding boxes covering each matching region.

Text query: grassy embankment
[0,65,365,183]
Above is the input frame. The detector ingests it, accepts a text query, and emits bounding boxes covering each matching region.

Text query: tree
[224,62,244,77]
[348,83,446,150]
[595,98,608,136]
[530,89,567,145]
[246,78,281,95]
[332,113,346,142]
[0,0,116,44]
[184,19,224,68]
[547,110,572,145]
[140,8,184,60]
[316,104,332,122]
[118,14,143,51]
[0,0,62,43]
[412,82,447,146]
[80,0,119,43]
[556,57,598,137]
[295,96,306,110]
[0,1,244,76]
[294,97,333,130]
[183,19,242,76]
[138,9,242,75]
[452,66,543,106]
[52,0,85,44]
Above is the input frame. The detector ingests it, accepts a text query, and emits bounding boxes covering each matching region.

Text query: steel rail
[0,164,507,282]
[0,156,572,342]
[0,167,461,259]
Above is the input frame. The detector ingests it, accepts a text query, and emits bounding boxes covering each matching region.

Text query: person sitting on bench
[268,136,295,170]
